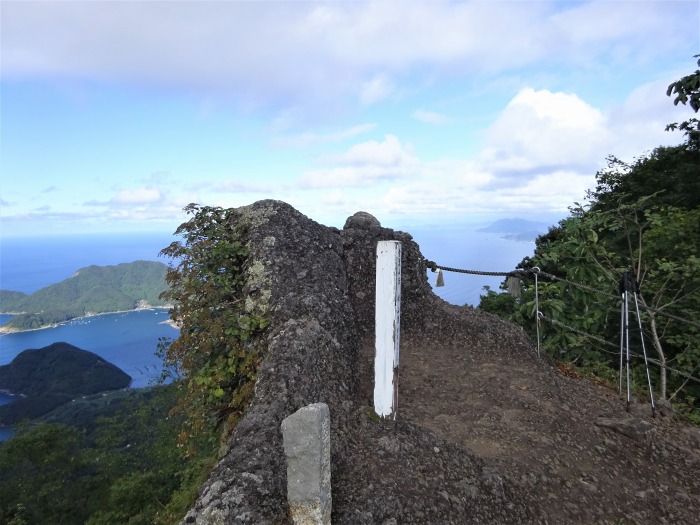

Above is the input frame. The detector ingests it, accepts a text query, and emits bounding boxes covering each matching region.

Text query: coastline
[0,305,176,334]
[158,318,181,329]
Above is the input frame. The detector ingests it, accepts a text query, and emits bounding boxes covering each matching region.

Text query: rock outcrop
[183,200,700,525]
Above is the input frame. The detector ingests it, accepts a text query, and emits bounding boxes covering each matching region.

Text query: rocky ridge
[183,200,700,524]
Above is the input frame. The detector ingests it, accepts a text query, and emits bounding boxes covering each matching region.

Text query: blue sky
[1,0,698,236]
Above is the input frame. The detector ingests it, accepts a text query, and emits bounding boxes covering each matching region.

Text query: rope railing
[424,259,700,329]
[538,313,700,387]
[654,309,700,329]
[425,258,700,390]
[538,312,615,349]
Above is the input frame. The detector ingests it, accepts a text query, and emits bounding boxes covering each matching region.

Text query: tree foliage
[159,204,267,450]
[0,386,216,525]
[480,60,700,421]
[666,54,700,111]
[665,53,700,149]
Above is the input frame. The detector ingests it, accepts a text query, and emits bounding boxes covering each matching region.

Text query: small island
[0,260,170,332]
[477,218,549,242]
[0,342,132,424]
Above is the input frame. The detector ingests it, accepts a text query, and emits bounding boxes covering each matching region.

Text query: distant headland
[0,260,170,332]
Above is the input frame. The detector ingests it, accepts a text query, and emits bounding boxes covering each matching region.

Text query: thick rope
[425,259,700,329]
[424,261,520,278]
[538,314,700,387]
[424,258,700,390]
[653,310,700,329]
[536,270,619,299]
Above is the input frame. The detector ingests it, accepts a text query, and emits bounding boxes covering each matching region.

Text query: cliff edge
[183,200,699,524]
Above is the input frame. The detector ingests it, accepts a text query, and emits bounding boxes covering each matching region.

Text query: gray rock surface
[182,200,700,525]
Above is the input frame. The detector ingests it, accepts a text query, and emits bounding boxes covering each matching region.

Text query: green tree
[159,204,267,451]
[0,385,217,524]
[0,424,102,524]
[666,53,700,148]
[480,59,700,417]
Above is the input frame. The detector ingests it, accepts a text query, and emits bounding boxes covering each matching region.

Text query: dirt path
[394,309,700,524]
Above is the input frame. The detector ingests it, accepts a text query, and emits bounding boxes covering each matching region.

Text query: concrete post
[374,240,402,419]
[281,403,332,525]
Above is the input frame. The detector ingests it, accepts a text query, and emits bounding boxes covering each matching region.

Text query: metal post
[624,288,631,412]
[631,291,656,417]
[619,291,625,396]
[533,267,541,357]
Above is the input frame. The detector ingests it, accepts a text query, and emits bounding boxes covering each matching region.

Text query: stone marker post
[374,240,402,419]
[281,403,332,525]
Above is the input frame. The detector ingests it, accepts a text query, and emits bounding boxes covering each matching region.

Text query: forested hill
[0,342,132,423]
[0,260,169,331]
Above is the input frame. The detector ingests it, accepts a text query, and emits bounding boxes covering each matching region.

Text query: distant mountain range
[0,260,169,332]
[477,218,551,242]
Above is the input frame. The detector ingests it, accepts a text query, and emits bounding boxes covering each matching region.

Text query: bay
[1,233,182,440]
[0,310,177,440]
[0,309,179,388]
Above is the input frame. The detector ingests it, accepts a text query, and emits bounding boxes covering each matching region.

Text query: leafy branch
[159,204,267,451]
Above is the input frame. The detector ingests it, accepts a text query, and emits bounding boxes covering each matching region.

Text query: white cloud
[294,78,688,220]
[214,180,275,193]
[324,135,416,166]
[302,135,420,187]
[2,1,696,233]
[605,76,695,159]
[548,1,686,58]
[274,123,377,148]
[3,1,693,111]
[359,74,395,105]
[481,88,611,176]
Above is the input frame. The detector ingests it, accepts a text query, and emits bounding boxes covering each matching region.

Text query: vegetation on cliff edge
[480,58,700,422]
[159,204,267,453]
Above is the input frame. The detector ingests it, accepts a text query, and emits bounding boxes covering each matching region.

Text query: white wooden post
[374,240,402,419]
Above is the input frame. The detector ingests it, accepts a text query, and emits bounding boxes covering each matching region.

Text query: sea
[0,233,179,440]
[0,226,539,440]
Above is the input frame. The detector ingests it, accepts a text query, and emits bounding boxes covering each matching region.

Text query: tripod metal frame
[619,270,656,417]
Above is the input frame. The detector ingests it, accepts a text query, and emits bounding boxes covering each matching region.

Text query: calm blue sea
[0,233,175,294]
[0,309,179,387]
[0,226,537,441]
[408,226,535,306]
